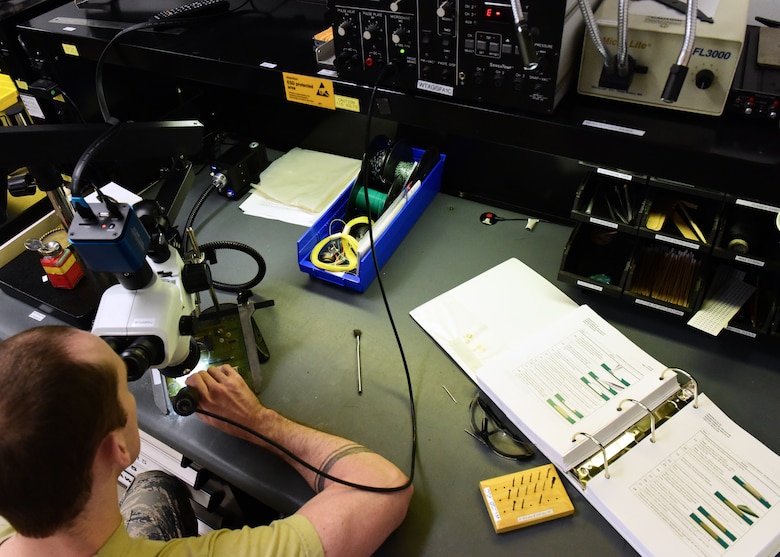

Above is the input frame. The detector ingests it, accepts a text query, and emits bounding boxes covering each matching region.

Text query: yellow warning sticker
[62,43,79,56]
[282,72,335,110]
[335,95,360,112]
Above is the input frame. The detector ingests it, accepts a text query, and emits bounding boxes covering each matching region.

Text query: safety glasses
[467,395,534,460]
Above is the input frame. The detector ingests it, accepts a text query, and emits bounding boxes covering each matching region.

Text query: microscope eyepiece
[120,336,165,381]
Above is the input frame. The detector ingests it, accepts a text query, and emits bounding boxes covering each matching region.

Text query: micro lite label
[282,72,335,110]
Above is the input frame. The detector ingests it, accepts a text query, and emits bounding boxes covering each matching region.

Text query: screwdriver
[354,329,362,394]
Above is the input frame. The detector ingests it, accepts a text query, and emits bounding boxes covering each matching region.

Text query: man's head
[0,326,137,538]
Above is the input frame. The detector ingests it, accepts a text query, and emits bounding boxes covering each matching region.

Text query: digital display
[480,1,512,23]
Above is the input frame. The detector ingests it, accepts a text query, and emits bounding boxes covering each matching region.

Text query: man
[0,326,413,556]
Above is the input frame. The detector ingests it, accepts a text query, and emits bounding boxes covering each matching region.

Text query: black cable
[358,62,418,486]
[58,89,88,124]
[196,408,413,493]
[70,120,122,198]
[95,20,150,124]
[94,10,238,124]
[79,12,231,196]
[180,91,421,489]
[183,181,214,253]
[89,11,417,489]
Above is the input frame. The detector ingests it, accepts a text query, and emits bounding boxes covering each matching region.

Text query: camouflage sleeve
[119,470,198,541]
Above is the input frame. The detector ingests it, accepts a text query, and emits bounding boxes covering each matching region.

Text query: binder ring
[572,432,610,479]
[660,367,698,408]
[617,398,656,443]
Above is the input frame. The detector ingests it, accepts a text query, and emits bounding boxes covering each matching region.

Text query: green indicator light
[400,48,406,54]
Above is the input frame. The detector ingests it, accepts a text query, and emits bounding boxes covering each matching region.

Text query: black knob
[179,315,195,336]
[181,262,212,294]
[695,69,715,90]
[363,23,379,41]
[392,27,408,44]
[337,20,353,37]
[336,50,358,67]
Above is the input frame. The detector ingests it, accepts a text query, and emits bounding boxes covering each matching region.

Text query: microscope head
[91,245,201,381]
[72,193,200,381]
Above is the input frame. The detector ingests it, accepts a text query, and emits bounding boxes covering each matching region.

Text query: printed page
[477,304,678,469]
[586,394,780,557]
[410,258,578,382]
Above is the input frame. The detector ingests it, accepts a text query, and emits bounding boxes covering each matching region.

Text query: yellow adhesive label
[62,44,79,56]
[282,72,335,110]
[43,252,76,275]
[335,95,360,112]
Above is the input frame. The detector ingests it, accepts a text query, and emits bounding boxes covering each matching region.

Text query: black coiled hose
[198,240,266,292]
[182,174,266,292]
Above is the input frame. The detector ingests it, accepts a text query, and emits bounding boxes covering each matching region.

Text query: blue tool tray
[297,148,445,292]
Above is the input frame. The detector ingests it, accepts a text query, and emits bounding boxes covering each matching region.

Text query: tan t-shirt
[0,514,324,557]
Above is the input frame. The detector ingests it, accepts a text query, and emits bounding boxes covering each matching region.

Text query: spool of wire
[392,160,416,184]
[365,136,393,190]
[351,185,392,217]
[348,136,416,220]
[379,140,414,190]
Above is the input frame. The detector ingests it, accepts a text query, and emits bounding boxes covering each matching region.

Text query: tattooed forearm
[315,444,374,492]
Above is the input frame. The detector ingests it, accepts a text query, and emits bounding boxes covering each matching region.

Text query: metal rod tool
[354,329,362,394]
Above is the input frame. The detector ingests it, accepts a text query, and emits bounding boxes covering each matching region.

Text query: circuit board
[479,464,574,534]
[165,305,263,398]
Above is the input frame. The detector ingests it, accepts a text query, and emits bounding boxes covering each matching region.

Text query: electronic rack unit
[577,0,750,116]
[328,0,599,114]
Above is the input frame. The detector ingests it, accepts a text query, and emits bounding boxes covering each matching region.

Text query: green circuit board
[166,306,259,397]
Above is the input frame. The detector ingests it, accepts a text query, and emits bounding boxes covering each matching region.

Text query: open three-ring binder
[410,260,780,557]
[475,305,780,557]
[565,386,780,557]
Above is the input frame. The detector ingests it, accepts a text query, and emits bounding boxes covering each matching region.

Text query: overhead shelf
[16,0,780,201]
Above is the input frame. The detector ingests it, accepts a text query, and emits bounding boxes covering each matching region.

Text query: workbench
[2,184,778,556]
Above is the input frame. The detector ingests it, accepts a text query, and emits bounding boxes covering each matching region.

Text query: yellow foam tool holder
[479,463,574,534]
[0,74,19,112]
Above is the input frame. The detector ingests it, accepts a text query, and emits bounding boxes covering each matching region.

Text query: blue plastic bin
[297,148,445,292]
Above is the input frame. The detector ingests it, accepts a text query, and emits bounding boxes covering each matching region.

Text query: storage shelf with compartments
[559,167,780,341]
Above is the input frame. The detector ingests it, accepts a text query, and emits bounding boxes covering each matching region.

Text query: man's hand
[184,364,264,441]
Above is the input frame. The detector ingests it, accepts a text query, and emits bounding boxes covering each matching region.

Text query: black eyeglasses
[467,395,534,460]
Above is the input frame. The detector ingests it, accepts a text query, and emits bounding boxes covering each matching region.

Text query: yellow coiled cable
[310,216,371,273]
